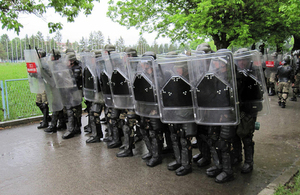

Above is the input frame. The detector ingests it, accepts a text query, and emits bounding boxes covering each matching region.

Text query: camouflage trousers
[277,82,290,102]
[36,91,48,104]
[291,73,300,98]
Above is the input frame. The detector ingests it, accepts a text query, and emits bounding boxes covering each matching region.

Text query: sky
[0,0,170,46]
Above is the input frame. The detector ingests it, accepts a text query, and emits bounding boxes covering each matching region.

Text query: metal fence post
[1,80,6,119]
[5,80,9,119]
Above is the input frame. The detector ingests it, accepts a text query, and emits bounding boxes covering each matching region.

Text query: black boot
[168,130,181,171]
[57,111,67,131]
[62,109,76,139]
[37,103,49,129]
[86,116,103,143]
[44,111,58,133]
[107,127,122,148]
[140,128,152,160]
[117,125,133,157]
[290,97,297,101]
[206,166,222,177]
[241,137,254,173]
[147,130,163,167]
[175,137,192,176]
[103,122,113,142]
[215,152,234,183]
[231,135,243,165]
[197,140,211,167]
[84,114,92,133]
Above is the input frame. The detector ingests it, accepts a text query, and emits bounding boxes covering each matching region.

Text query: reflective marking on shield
[197,75,231,107]
[133,74,155,102]
[26,62,37,73]
[162,76,192,107]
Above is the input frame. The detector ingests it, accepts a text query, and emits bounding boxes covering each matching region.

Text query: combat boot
[37,103,50,129]
[147,131,163,167]
[206,166,222,177]
[197,141,211,167]
[168,132,181,171]
[44,125,57,133]
[175,138,192,176]
[281,102,286,108]
[117,136,134,157]
[215,152,234,183]
[107,127,122,148]
[290,97,297,101]
[86,122,103,143]
[62,109,77,139]
[241,138,254,173]
[140,128,153,160]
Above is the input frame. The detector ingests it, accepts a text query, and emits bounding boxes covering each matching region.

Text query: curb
[0,116,43,128]
[258,157,300,195]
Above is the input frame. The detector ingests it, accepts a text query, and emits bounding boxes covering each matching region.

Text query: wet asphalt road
[0,95,300,195]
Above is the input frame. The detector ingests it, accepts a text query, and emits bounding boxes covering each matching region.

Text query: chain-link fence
[0,79,87,122]
[1,79,40,121]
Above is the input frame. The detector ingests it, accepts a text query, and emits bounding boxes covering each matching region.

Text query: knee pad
[216,139,229,152]
[220,126,236,140]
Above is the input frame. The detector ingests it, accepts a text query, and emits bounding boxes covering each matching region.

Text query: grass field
[0,62,86,122]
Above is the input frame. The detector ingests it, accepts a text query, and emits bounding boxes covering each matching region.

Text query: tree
[0,0,100,34]
[107,0,285,49]
[115,36,125,52]
[54,31,62,50]
[0,42,6,61]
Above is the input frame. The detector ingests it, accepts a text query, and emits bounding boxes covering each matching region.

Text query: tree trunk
[292,34,300,51]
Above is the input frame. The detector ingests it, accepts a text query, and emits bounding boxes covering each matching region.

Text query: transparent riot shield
[234,50,270,116]
[128,56,159,118]
[154,56,194,123]
[40,55,64,112]
[54,55,82,108]
[24,49,45,93]
[81,52,104,103]
[109,52,134,109]
[96,53,114,107]
[264,54,280,78]
[189,51,239,125]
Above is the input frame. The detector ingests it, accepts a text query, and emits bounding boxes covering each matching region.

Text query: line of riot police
[24,44,270,183]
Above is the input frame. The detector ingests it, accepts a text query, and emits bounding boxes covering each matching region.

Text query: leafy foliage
[0,0,100,34]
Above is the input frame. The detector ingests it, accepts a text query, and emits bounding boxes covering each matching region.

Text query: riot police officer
[44,49,67,133]
[116,47,140,157]
[62,52,83,139]
[276,55,294,108]
[35,48,51,129]
[290,50,300,101]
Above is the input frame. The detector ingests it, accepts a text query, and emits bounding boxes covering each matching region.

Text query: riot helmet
[234,48,251,70]
[196,43,212,53]
[293,50,300,57]
[93,50,102,58]
[104,44,115,52]
[50,49,61,61]
[37,48,46,58]
[142,51,156,59]
[282,55,291,65]
[124,47,138,57]
[65,48,75,53]
[66,52,77,67]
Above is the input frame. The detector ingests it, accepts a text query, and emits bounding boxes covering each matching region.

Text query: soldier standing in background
[276,55,294,108]
[290,50,300,101]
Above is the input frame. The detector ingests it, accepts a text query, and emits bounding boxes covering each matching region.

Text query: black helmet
[124,47,137,57]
